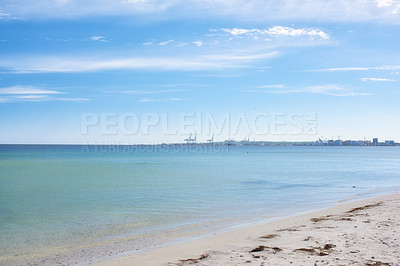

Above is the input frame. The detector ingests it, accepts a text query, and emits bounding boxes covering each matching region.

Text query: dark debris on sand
[250,245,282,253]
[294,243,336,256]
[177,254,209,265]
[346,202,383,213]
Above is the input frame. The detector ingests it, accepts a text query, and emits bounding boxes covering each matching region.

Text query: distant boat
[184,133,197,143]
[241,136,250,143]
[207,134,214,143]
[224,139,236,145]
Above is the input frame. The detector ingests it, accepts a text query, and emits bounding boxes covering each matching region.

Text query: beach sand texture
[96,193,400,266]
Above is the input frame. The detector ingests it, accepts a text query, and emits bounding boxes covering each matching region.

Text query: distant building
[364,140,372,146]
[373,138,378,146]
[314,138,327,146]
[334,140,342,146]
[224,139,236,146]
[385,140,395,146]
[326,139,343,146]
[342,140,352,146]
[351,141,362,146]
[312,137,398,147]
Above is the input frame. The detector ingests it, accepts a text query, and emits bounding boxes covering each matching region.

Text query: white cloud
[1,95,90,103]
[221,26,329,40]
[376,65,400,70]
[0,11,17,20]
[256,84,285,89]
[90,35,108,42]
[175,42,189,47]
[246,84,286,92]
[161,83,206,87]
[142,41,154,46]
[4,0,400,23]
[56,38,73,42]
[125,0,150,3]
[303,85,346,94]
[315,67,371,72]
[201,51,278,62]
[108,89,183,94]
[159,40,174,46]
[55,97,90,102]
[375,0,395,8]
[0,52,278,73]
[361,77,395,82]
[312,65,400,72]
[11,95,48,99]
[0,86,62,94]
[7,95,51,102]
[248,84,372,96]
[192,40,204,47]
[138,97,187,103]
[0,85,89,103]
[270,26,329,39]
[298,85,372,96]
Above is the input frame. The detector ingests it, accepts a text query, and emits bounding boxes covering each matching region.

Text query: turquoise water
[1,145,400,264]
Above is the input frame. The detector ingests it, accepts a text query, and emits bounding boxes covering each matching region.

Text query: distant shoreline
[1,141,399,147]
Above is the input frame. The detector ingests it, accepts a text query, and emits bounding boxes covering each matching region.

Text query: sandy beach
[96,192,400,266]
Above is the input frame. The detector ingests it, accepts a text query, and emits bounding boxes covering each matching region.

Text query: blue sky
[0,0,399,144]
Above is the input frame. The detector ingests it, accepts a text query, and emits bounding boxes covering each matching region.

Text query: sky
[0,0,400,144]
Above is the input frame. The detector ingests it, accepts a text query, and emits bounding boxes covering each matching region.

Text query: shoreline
[95,192,400,265]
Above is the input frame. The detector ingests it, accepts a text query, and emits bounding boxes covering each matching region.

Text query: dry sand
[96,193,400,266]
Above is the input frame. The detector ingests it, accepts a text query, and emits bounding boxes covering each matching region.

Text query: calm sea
[1,145,399,265]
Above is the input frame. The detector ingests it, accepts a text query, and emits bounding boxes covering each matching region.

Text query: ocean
[1,145,400,265]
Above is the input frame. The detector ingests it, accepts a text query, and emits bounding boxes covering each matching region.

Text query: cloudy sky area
[0,0,399,143]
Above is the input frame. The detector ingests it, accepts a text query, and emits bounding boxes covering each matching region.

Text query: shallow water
[1,145,399,264]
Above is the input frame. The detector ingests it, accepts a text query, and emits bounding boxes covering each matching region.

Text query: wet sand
[95,192,400,265]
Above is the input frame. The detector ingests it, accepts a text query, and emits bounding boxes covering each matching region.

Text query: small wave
[242,180,327,189]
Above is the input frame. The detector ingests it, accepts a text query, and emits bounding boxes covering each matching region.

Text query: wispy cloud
[248,84,372,96]
[255,84,286,89]
[315,67,370,72]
[361,77,395,82]
[245,84,286,92]
[375,0,400,10]
[2,0,400,23]
[299,85,372,96]
[0,95,89,103]
[192,40,204,47]
[0,85,89,103]
[0,51,278,73]
[106,89,183,95]
[221,26,329,39]
[0,86,62,94]
[201,52,278,62]
[161,83,207,88]
[159,40,174,46]
[312,65,400,72]
[54,97,90,102]
[8,95,48,99]
[175,42,189,47]
[90,35,109,42]
[56,38,74,42]
[138,97,188,103]
[54,36,109,42]
[0,11,17,20]
[140,26,324,52]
